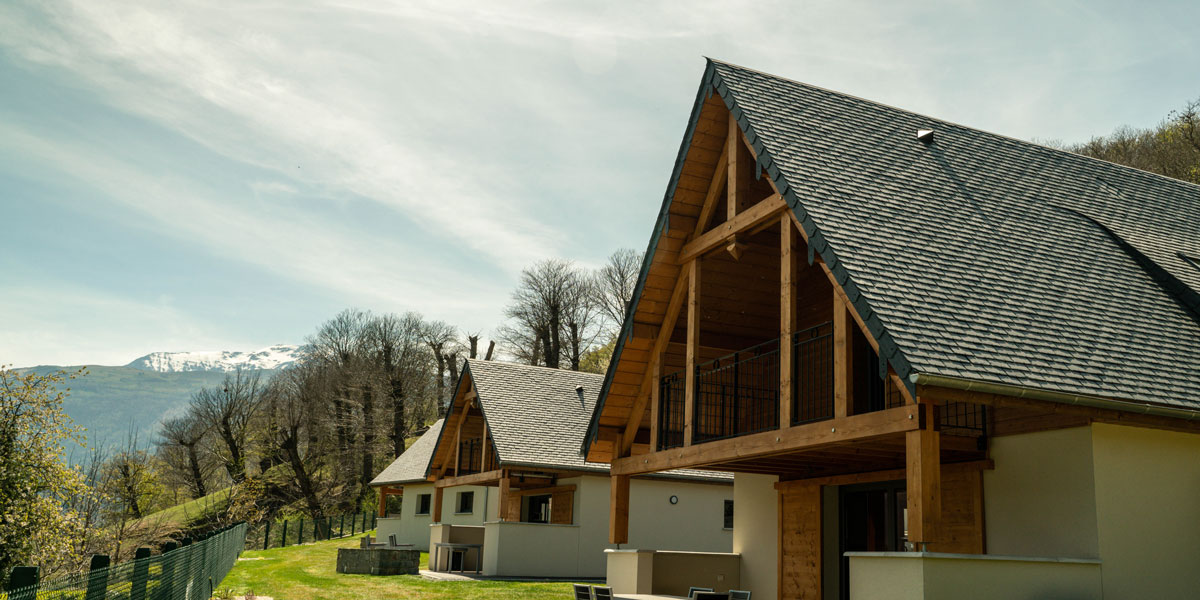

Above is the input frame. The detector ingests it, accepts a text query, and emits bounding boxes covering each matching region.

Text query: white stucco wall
[1091,422,1200,599]
[733,473,778,600]
[983,426,1100,558]
[375,482,488,551]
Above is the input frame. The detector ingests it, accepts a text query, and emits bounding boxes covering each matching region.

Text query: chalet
[582,59,1200,600]
[378,359,734,578]
[371,420,492,551]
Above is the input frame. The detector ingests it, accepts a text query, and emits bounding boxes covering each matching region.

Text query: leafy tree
[1065,97,1200,184]
[0,367,88,586]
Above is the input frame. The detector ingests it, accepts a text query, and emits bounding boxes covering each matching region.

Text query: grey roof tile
[706,59,1200,409]
[370,419,443,486]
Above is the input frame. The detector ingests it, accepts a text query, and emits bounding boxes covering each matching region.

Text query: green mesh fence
[2,522,246,600]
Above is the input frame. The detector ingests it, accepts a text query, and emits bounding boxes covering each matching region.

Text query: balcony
[656,321,987,451]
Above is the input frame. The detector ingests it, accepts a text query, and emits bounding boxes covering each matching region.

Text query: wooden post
[609,474,630,544]
[482,424,491,471]
[129,547,151,600]
[378,488,388,517]
[7,566,39,600]
[906,402,941,548]
[727,112,751,219]
[833,291,853,418]
[84,555,109,600]
[780,215,796,427]
[499,474,512,522]
[432,486,444,523]
[684,258,701,447]
[454,417,464,477]
[649,356,662,452]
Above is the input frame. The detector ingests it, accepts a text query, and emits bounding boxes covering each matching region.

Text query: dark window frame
[415,493,432,516]
[723,499,734,530]
[456,490,475,514]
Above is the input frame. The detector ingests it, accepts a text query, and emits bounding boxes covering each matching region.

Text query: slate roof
[457,359,729,482]
[705,59,1200,408]
[588,59,1200,452]
[370,419,443,486]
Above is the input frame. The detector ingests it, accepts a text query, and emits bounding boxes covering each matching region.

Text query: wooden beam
[612,404,923,476]
[692,143,729,238]
[684,258,701,447]
[434,469,505,488]
[377,487,389,517]
[482,423,491,472]
[629,321,658,343]
[727,111,752,219]
[609,474,630,544]
[678,193,786,264]
[432,486,444,522]
[833,291,852,418]
[780,214,796,428]
[775,459,993,491]
[620,270,690,457]
[907,402,941,547]
[509,484,577,497]
[649,357,662,453]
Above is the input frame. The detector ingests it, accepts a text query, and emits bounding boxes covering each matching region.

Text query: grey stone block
[335,548,420,576]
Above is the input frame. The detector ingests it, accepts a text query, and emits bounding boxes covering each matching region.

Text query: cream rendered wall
[442,485,489,526]
[1091,423,1200,599]
[733,473,778,600]
[628,476,734,552]
[983,427,1100,558]
[377,482,488,551]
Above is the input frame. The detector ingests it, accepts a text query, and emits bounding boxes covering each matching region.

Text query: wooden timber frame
[376,485,403,517]
[599,92,965,550]
[423,365,587,525]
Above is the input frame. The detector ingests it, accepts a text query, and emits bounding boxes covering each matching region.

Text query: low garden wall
[335,548,421,575]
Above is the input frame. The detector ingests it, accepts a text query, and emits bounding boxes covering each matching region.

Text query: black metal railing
[791,322,834,424]
[938,402,987,438]
[457,438,482,474]
[657,372,685,451]
[694,338,781,444]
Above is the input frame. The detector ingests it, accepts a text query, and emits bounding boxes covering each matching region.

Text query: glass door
[839,480,907,600]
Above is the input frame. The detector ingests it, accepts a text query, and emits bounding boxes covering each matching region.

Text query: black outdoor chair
[572,583,593,600]
[688,588,714,599]
[591,586,614,600]
[693,593,730,600]
[729,591,752,600]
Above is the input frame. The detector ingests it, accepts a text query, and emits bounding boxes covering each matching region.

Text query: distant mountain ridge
[124,344,304,373]
[23,345,301,451]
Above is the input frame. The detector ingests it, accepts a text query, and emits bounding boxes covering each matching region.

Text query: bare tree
[422,320,458,417]
[502,258,602,370]
[191,368,266,484]
[593,248,644,333]
[264,363,331,523]
[158,414,212,499]
[367,312,432,494]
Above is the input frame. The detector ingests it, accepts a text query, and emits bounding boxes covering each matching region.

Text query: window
[415,494,431,516]
[527,495,551,524]
[723,499,734,529]
[456,491,475,514]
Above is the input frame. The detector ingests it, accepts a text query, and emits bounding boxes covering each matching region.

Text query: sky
[1,1,1198,368]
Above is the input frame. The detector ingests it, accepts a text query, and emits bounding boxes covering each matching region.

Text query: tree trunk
[186,444,207,498]
[569,321,581,371]
[283,431,324,524]
[360,387,376,504]
[390,378,406,457]
[548,309,562,368]
[219,419,245,483]
[432,347,447,417]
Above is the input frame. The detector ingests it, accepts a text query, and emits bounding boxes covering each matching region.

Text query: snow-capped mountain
[124,344,303,373]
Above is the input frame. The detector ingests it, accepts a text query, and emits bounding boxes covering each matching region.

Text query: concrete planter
[335,548,420,575]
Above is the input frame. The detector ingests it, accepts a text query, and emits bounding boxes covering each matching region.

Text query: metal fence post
[263,520,271,550]
[130,547,151,600]
[339,513,346,538]
[280,519,288,548]
[297,518,304,545]
[350,512,357,535]
[84,555,110,600]
[7,565,40,600]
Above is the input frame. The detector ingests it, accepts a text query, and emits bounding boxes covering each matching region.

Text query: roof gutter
[911,373,1200,422]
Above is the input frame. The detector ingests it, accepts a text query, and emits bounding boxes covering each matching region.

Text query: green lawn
[220,532,584,600]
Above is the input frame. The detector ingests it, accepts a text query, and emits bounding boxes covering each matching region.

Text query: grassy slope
[221,533,583,600]
[145,487,232,527]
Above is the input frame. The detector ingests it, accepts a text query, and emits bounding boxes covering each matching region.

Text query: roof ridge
[707,57,1200,194]
[466,358,605,379]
